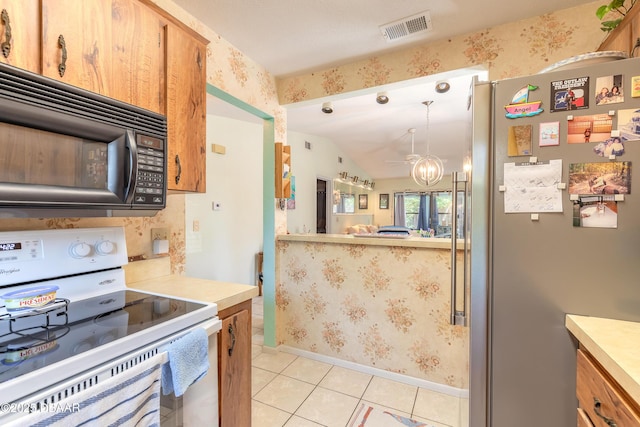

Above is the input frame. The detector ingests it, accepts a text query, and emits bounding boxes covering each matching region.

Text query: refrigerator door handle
[451,171,468,326]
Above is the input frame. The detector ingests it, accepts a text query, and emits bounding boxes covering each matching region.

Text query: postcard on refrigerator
[550,76,590,112]
[631,76,640,97]
[594,74,624,105]
[539,122,560,147]
[566,113,612,144]
[507,124,532,156]
[572,196,618,228]
[503,159,563,213]
[593,136,625,157]
[617,108,640,141]
[568,162,631,195]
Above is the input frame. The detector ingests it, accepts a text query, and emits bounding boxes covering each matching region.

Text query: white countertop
[566,314,640,404]
[128,275,258,312]
[278,233,464,249]
[124,257,258,312]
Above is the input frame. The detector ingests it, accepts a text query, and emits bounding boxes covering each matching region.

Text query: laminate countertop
[124,257,259,312]
[566,314,640,404]
[278,233,463,249]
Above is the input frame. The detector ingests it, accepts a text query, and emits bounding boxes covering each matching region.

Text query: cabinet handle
[594,398,618,427]
[227,324,236,356]
[0,9,11,58]
[175,154,182,185]
[57,35,67,77]
[196,48,202,71]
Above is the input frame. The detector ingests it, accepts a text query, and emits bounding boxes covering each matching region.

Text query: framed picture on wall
[379,193,389,209]
[359,194,368,209]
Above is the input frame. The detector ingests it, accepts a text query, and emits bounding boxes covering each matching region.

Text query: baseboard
[277,345,469,399]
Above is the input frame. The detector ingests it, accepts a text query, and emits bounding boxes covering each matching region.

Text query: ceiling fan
[386,128,421,165]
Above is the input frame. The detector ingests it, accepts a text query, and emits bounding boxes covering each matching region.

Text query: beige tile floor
[251,296,468,427]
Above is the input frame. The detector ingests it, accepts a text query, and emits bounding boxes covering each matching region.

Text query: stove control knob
[69,242,92,258]
[95,240,116,255]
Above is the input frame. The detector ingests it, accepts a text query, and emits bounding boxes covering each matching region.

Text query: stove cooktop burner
[0,290,207,386]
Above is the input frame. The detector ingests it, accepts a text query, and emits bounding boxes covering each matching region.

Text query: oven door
[0,318,222,427]
[166,319,221,427]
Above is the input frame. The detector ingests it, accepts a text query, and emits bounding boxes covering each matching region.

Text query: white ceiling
[183,0,594,179]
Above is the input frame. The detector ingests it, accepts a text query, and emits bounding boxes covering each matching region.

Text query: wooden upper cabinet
[111,0,164,114]
[41,0,113,95]
[598,5,640,55]
[165,23,207,192]
[0,0,40,73]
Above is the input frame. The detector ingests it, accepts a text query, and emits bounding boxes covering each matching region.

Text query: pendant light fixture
[412,100,444,187]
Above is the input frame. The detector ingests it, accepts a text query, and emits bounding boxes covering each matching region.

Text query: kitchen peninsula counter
[566,314,640,404]
[278,233,462,249]
[276,232,468,393]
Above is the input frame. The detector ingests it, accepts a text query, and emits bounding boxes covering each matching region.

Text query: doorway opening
[316,178,328,233]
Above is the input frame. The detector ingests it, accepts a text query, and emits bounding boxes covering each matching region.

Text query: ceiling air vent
[379,11,432,42]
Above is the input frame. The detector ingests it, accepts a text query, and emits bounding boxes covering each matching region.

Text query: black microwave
[0,62,167,218]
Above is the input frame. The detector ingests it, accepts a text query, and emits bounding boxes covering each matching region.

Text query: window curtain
[417,193,428,230]
[430,193,439,229]
[394,193,405,226]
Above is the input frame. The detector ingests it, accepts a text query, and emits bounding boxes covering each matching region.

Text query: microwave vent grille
[0,64,166,138]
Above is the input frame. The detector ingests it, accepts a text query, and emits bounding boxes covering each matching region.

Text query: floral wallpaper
[276,240,469,389]
[277,1,606,103]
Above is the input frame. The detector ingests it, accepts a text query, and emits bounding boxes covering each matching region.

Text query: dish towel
[161,327,209,397]
[6,353,164,427]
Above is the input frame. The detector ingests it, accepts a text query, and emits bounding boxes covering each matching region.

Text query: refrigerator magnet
[504,84,543,118]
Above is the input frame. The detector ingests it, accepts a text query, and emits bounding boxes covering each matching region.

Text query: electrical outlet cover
[151,227,169,241]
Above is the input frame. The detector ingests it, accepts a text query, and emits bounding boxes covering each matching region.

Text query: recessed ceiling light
[376,91,389,104]
[435,81,450,93]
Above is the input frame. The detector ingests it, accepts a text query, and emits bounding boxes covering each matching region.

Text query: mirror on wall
[332,180,356,214]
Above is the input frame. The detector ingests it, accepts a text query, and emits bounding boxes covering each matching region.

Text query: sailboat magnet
[505,84,544,119]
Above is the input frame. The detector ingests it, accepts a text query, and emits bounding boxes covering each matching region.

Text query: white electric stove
[0,227,220,425]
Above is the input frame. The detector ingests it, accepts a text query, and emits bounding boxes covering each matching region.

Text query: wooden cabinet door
[598,4,640,54]
[111,0,163,113]
[577,408,594,427]
[165,23,206,192]
[0,0,40,72]
[41,0,112,95]
[219,308,251,427]
[577,350,640,427]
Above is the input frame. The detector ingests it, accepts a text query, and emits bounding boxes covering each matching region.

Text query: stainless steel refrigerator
[469,56,640,427]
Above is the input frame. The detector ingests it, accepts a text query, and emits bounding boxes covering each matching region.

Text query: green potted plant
[596,0,637,32]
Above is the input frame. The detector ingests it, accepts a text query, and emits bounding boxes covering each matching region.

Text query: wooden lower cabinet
[576,349,640,427]
[218,300,252,427]
[577,408,594,427]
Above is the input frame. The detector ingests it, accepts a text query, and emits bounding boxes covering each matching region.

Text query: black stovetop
[0,290,207,385]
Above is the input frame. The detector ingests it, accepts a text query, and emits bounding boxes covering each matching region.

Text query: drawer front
[577,408,594,427]
[577,350,640,427]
